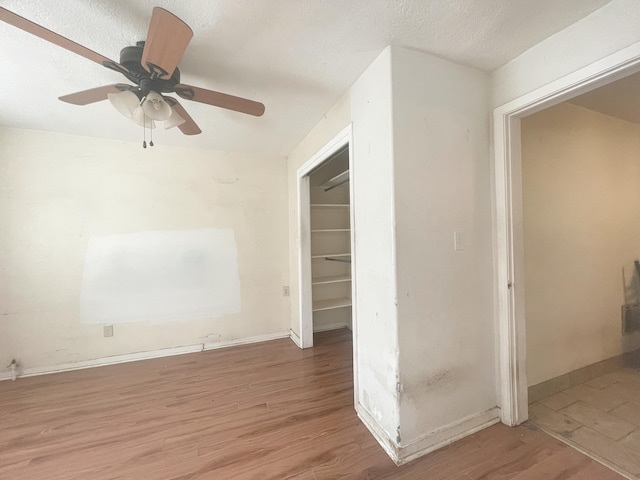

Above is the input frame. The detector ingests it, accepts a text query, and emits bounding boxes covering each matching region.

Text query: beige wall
[521,103,640,386]
[0,127,289,374]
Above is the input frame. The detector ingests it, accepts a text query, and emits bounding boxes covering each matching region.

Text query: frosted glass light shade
[131,106,156,129]
[108,91,140,118]
[164,108,185,129]
[142,91,172,121]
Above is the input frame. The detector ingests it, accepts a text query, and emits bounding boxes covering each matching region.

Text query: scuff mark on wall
[361,389,384,423]
[395,374,403,396]
[213,177,239,185]
[425,369,451,388]
[402,368,457,404]
[200,333,222,343]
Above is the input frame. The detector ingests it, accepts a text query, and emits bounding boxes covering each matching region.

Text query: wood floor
[0,329,622,479]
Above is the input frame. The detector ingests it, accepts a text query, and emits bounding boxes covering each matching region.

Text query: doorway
[511,80,640,478]
[307,148,352,337]
[493,44,640,427]
[296,126,356,350]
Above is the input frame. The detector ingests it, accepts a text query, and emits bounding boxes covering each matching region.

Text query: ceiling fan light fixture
[142,90,172,121]
[131,106,156,129]
[164,108,185,129]
[107,90,140,118]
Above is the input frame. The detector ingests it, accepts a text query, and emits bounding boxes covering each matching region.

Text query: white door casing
[493,42,640,426]
[296,124,355,341]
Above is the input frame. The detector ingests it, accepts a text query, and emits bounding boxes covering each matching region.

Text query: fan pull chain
[143,112,147,148]
[140,107,154,148]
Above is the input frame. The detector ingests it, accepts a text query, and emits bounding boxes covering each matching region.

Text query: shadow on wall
[621,261,640,345]
[623,261,640,305]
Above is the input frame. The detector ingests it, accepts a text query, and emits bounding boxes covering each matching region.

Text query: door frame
[296,124,355,349]
[494,42,640,426]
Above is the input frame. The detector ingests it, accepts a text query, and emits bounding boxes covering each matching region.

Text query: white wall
[349,47,401,446]
[492,0,640,107]
[0,127,289,373]
[309,46,497,462]
[286,47,498,462]
[522,103,640,386]
[390,47,497,448]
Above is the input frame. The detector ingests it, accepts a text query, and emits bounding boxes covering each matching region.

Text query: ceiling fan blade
[175,84,265,117]
[164,98,202,135]
[0,7,125,71]
[59,84,132,105]
[141,8,193,78]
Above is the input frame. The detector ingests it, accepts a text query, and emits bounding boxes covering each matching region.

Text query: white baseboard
[290,324,350,348]
[203,331,290,351]
[396,407,500,465]
[313,322,349,333]
[1,331,291,382]
[0,344,203,381]
[356,404,401,462]
[356,403,500,466]
[289,329,302,348]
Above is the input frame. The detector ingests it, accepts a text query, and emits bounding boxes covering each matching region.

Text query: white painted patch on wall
[80,228,241,324]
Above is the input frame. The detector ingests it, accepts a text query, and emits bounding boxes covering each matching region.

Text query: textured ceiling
[568,71,640,125]
[0,0,612,156]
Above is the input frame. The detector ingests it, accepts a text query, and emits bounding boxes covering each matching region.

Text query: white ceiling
[0,0,612,156]
[568,71,640,125]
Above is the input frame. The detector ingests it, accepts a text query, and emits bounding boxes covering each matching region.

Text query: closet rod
[324,178,349,192]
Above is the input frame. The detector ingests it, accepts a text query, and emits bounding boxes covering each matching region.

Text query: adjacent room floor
[0,329,622,479]
[529,367,640,479]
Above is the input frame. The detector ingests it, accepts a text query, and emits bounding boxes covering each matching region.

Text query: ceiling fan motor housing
[119,41,181,95]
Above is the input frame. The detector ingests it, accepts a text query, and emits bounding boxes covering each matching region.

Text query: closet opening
[296,126,355,350]
[308,147,352,341]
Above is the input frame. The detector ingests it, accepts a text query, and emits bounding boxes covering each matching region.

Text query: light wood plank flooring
[530,367,640,479]
[0,329,622,479]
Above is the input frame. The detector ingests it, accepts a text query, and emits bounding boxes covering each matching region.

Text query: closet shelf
[313,297,352,312]
[310,204,349,208]
[321,170,349,189]
[311,228,350,233]
[312,274,352,285]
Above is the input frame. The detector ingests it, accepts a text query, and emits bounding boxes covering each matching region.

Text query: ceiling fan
[0,6,265,144]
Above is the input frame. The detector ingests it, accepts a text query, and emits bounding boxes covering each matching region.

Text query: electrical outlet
[282,286,290,297]
[103,325,114,338]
